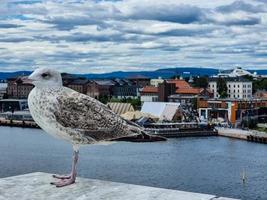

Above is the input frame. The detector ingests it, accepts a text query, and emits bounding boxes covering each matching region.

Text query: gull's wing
[53,87,142,142]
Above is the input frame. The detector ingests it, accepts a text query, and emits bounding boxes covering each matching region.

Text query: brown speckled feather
[53,88,142,143]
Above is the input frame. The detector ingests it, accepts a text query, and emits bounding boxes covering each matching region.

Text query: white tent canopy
[141,102,180,121]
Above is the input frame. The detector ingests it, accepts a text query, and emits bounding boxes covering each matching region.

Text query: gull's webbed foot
[50,176,76,187]
[50,150,79,187]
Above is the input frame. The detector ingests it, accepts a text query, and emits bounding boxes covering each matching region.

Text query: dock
[0,172,239,200]
[150,129,218,138]
[0,119,39,128]
[217,127,267,144]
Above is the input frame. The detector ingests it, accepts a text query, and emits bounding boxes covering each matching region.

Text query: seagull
[25,67,165,187]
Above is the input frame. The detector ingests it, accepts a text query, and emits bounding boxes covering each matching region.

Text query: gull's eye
[41,73,49,78]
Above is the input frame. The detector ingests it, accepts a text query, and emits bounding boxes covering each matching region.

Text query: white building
[140,86,159,103]
[150,77,164,87]
[208,77,252,99]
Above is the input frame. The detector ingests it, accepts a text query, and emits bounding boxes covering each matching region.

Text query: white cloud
[0,0,266,73]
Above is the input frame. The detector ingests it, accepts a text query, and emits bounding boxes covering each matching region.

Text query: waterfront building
[208,77,252,99]
[0,99,28,112]
[197,98,267,126]
[0,110,33,121]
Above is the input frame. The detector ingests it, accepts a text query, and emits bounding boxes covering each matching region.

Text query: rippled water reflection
[0,127,267,199]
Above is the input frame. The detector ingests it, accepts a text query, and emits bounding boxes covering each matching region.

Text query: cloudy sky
[0,0,267,73]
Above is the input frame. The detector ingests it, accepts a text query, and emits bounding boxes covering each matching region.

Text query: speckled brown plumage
[29,86,143,145]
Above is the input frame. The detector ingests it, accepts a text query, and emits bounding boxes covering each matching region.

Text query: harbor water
[0,127,267,200]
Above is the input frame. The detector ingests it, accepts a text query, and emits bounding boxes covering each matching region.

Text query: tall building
[208,77,252,99]
[158,81,176,102]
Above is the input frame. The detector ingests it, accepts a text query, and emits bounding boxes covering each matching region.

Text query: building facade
[66,79,88,94]
[208,77,252,99]
[158,81,176,102]
[197,98,267,126]
[7,77,34,99]
[112,79,137,99]
[140,86,159,103]
[86,80,115,99]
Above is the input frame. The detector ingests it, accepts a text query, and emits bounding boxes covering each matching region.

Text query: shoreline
[1,119,266,144]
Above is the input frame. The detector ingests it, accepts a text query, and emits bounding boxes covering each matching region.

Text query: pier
[217,127,267,144]
[145,122,218,137]
[0,119,39,128]
[0,172,239,200]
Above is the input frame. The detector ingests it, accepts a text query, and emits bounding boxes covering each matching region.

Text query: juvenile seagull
[26,68,164,187]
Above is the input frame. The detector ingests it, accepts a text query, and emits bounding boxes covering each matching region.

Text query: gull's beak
[21,76,34,84]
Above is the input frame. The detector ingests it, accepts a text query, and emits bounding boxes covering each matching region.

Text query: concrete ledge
[0,172,239,200]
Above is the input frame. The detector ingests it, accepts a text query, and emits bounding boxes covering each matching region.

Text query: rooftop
[107,102,135,115]
[167,79,191,89]
[176,87,202,95]
[68,78,88,85]
[94,80,116,86]
[0,172,239,200]
[141,86,159,93]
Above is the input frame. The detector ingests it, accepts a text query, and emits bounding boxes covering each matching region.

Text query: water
[0,127,267,200]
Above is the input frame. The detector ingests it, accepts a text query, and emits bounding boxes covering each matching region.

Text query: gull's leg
[51,150,79,187]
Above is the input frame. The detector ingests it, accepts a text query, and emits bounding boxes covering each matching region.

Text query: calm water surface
[0,127,267,200]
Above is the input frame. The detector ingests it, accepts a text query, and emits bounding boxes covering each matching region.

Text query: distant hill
[78,67,219,79]
[0,67,266,80]
[0,71,32,80]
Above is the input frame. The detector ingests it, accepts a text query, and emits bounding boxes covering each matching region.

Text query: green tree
[192,76,209,88]
[98,95,109,104]
[252,78,267,93]
[217,77,228,98]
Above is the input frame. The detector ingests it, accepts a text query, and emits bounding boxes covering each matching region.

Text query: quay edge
[0,172,239,200]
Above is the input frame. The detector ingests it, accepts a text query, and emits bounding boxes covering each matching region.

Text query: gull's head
[25,68,63,88]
